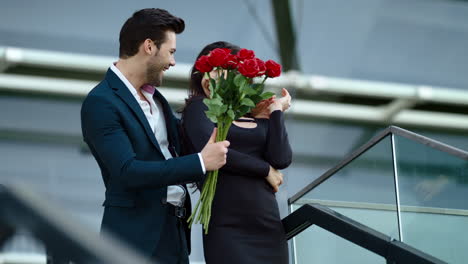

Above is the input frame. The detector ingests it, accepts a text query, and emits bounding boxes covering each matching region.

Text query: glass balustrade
[292,225,386,264]
[290,127,468,264]
[291,135,400,239]
[393,134,468,263]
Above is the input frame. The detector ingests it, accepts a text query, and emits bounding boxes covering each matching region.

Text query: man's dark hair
[119,8,185,58]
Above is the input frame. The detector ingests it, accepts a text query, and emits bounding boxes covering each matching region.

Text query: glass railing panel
[291,135,399,238]
[292,224,386,264]
[393,134,468,264]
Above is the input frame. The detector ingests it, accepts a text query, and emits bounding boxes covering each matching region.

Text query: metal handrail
[282,203,447,264]
[289,125,468,204]
[0,183,153,264]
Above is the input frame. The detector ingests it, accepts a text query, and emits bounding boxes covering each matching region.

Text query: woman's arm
[182,98,270,178]
[264,89,293,169]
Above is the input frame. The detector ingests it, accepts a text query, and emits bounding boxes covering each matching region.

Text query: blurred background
[1,0,468,263]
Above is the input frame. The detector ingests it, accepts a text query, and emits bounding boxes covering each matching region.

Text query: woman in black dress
[182,41,292,264]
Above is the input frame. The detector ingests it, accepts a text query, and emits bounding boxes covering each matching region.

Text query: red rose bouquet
[187,48,282,233]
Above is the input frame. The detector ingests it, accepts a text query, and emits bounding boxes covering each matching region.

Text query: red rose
[265,60,282,78]
[255,58,266,77]
[237,48,255,61]
[222,53,239,69]
[195,55,213,73]
[208,48,230,67]
[238,58,260,78]
[221,48,232,54]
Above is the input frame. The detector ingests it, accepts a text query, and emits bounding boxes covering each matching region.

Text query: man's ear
[142,39,155,55]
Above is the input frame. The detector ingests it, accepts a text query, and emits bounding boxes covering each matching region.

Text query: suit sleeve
[264,110,293,169]
[183,98,270,178]
[81,94,204,191]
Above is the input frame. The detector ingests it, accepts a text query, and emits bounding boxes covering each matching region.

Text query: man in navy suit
[80,8,229,263]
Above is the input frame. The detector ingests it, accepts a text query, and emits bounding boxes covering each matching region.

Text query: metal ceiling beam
[2,73,468,132]
[2,46,468,132]
[3,46,468,107]
[0,46,191,81]
[267,72,468,106]
[271,0,300,71]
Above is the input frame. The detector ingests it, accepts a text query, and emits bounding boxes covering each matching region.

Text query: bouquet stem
[187,117,232,234]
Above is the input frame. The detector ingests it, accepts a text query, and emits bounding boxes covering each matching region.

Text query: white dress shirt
[110,64,205,207]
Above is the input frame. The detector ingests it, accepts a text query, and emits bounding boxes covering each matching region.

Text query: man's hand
[201,128,230,171]
[266,166,283,192]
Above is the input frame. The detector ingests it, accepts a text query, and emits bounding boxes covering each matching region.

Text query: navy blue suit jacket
[81,69,203,256]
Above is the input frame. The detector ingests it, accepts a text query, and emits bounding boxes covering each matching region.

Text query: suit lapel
[105,69,164,156]
[153,89,180,156]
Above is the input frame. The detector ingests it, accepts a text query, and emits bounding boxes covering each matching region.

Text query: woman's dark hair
[119,8,185,58]
[187,41,241,100]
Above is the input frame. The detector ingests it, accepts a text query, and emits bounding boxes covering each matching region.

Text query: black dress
[182,96,292,264]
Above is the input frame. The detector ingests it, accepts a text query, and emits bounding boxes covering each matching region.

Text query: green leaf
[234,74,246,87]
[205,110,218,123]
[227,70,235,83]
[241,98,255,107]
[237,105,250,119]
[211,97,223,106]
[219,75,228,90]
[212,106,221,116]
[204,97,223,107]
[250,94,263,105]
[251,83,264,92]
[243,86,258,95]
[227,109,235,120]
[260,91,275,100]
[220,104,228,114]
[209,82,216,97]
[239,105,250,112]
[239,80,250,93]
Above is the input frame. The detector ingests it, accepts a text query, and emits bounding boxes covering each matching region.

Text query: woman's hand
[268,88,291,113]
[266,166,283,192]
[251,97,274,119]
[278,88,291,112]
